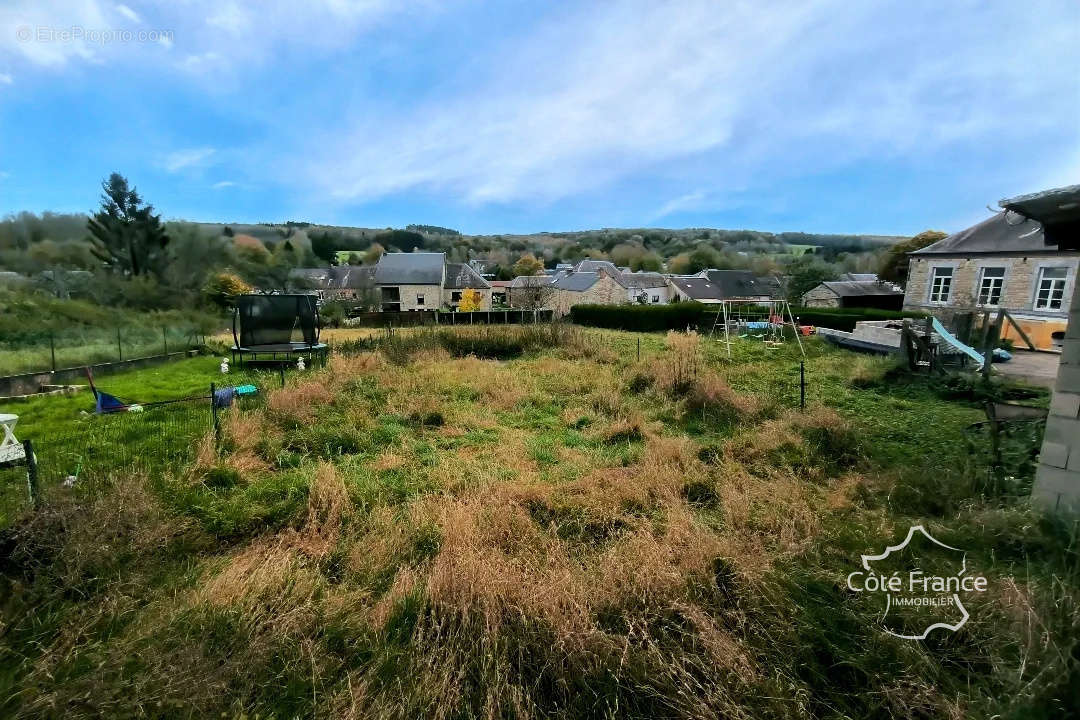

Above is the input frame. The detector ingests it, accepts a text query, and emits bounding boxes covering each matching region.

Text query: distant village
[287,204,1078,355]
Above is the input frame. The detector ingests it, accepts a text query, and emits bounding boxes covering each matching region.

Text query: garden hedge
[569,301,926,333]
[568,302,707,331]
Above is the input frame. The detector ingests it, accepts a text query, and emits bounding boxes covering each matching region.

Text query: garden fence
[0,324,209,378]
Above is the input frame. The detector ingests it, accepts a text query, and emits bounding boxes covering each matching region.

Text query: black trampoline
[230,294,328,367]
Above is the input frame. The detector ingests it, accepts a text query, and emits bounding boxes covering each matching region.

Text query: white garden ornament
[296,356,306,371]
[220,357,230,374]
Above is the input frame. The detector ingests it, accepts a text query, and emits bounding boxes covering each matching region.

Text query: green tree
[631,252,663,272]
[87,173,169,277]
[879,230,947,285]
[512,253,545,277]
[786,257,839,302]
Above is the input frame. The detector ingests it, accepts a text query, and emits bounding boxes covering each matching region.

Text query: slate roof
[620,272,668,289]
[818,281,903,298]
[668,276,726,302]
[754,276,785,297]
[692,269,775,299]
[911,213,1066,256]
[552,272,601,292]
[444,262,491,290]
[575,259,622,276]
[374,252,446,284]
[509,275,553,288]
[838,272,878,282]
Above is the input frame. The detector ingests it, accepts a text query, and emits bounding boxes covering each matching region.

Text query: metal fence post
[210,382,220,443]
[49,331,56,372]
[800,361,806,410]
[117,327,123,361]
[23,439,39,509]
[163,326,168,356]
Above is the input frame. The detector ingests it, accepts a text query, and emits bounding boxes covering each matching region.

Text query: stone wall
[904,254,1078,349]
[551,275,624,316]
[382,283,443,311]
[802,285,841,307]
[1032,279,1080,512]
[905,255,1078,314]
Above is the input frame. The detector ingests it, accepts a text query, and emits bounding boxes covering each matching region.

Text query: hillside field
[0,328,1075,719]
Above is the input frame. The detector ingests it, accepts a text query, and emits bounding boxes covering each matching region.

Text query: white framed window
[416,293,425,306]
[976,267,1005,306]
[1034,267,1068,310]
[929,266,953,303]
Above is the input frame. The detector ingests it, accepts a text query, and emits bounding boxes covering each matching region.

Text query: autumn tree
[203,271,252,308]
[512,253,545,277]
[364,243,385,265]
[87,172,169,277]
[458,288,483,311]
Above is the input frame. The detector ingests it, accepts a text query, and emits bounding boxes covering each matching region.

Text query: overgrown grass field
[0,326,1076,718]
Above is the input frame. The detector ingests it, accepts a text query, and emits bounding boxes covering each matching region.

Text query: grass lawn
[0,326,1074,719]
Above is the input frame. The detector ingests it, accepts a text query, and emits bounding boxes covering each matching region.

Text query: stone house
[289,266,376,304]
[621,271,671,304]
[507,275,554,309]
[668,270,773,305]
[548,270,625,315]
[443,262,493,310]
[291,253,491,311]
[802,280,904,310]
[903,212,1080,349]
[998,184,1080,513]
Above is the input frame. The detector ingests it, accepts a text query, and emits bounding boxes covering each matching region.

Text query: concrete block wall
[1032,280,1080,512]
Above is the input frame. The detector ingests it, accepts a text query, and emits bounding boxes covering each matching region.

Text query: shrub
[570,302,706,331]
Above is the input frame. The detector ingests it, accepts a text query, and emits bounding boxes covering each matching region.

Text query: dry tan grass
[652,330,702,393]
[327,350,383,380]
[301,461,353,557]
[267,377,335,423]
[684,371,761,418]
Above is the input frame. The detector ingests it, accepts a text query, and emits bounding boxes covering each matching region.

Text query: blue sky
[0,0,1077,236]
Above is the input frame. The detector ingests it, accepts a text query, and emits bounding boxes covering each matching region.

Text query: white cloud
[114,4,139,23]
[212,180,237,189]
[0,0,411,71]
[302,0,1080,207]
[650,191,707,222]
[0,0,109,67]
[176,51,223,72]
[0,72,12,85]
[162,147,216,173]
[206,3,251,34]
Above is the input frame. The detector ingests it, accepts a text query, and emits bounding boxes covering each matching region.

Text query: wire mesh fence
[0,368,278,528]
[0,324,208,378]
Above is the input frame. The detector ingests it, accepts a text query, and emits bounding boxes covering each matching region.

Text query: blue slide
[931,317,986,367]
